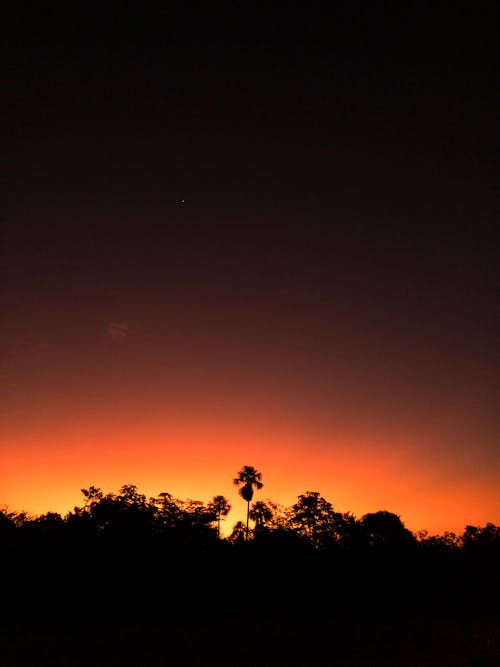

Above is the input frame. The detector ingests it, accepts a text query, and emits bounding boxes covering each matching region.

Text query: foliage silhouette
[360,511,415,550]
[232,465,263,540]
[207,495,231,538]
[229,520,247,544]
[249,500,274,533]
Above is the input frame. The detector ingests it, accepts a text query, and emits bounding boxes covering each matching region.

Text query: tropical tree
[233,465,263,540]
[229,520,247,544]
[207,495,231,538]
[249,501,274,532]
[290,491,346,547]
[360,511,415,549]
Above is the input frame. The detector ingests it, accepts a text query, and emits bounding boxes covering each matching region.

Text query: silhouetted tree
[207,495,231,538]
[75,484,156,536]
[81,485,104,508]
[178,499,214,528]
[116,484,148,508]
[249,501,274,532]
[149,491,183,533]
[416,529,460,552]
[264,500,291,531]
[461,523,500,548]
[290,491,345,547]
[460,523,500,565]
[233,466,263,540]
[229,520,247,544]
[360,511,415,550]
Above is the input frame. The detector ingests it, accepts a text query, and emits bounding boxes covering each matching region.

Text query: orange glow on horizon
[1,409,498,536]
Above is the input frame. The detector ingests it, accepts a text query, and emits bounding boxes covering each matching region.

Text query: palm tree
[249,500,273,532]
[207,495,231,538]
[233,465,263,540]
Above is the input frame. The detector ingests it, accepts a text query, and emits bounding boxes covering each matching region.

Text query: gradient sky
[1,4,498,534]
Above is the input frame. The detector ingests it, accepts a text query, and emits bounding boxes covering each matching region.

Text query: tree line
[1,466,498,622]
[2,465,496,551]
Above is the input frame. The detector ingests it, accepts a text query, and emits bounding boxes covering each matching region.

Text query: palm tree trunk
[246,501,249,540]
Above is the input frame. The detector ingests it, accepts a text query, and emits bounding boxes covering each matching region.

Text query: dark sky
[1,3,498,531]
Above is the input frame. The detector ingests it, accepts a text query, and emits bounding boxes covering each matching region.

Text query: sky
[1,4,498,535]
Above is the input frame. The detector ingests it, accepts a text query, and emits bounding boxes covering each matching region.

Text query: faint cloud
[106,321,134,341]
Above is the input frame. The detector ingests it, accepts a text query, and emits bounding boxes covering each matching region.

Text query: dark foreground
[2,494,498,665]
[1,613,498,667]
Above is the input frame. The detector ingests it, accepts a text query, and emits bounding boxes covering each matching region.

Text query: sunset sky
[1,4,498,535]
